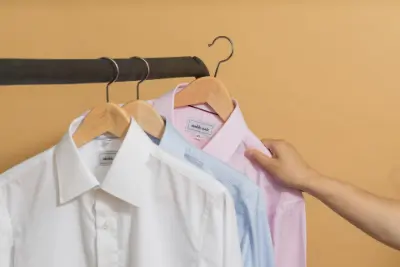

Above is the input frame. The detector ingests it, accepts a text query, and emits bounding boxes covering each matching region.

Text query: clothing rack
[0,57,210,85]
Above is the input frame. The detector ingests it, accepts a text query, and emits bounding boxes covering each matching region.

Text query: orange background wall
[1,1,399,266]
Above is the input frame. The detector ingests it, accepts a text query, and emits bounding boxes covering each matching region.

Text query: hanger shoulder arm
[73,103,130,147]
[174,77,234,121]
[123,100,165,139]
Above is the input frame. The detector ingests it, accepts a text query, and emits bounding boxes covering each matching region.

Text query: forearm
[304,175,400,250]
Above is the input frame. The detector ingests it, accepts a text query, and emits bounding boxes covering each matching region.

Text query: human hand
[245,139,320,191]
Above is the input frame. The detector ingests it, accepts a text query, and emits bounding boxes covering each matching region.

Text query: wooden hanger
[73,58,131,148]
[123,100,164,139]
[174,36,235,122]
[123,57,165,139]
[174,77,234,121]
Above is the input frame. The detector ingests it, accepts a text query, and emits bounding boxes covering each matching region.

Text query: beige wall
[1,1,400,266]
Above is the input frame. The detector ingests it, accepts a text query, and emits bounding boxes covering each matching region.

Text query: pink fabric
[149,84,306,267]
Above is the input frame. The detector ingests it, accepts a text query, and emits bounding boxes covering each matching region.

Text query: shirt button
[103,221,109,230]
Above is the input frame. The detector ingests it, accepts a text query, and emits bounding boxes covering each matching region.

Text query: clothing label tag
[99,152,117,166]
[184,153,204,169]
[185,119,215,137]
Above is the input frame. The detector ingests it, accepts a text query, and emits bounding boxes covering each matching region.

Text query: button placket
[94,191,119,267]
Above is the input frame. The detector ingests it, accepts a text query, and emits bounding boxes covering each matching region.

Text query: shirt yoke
[153,147,230,200]
[0,148,54,188]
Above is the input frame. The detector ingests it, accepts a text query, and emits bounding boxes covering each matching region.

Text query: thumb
[245,149,278,171]
[260,139,282,158]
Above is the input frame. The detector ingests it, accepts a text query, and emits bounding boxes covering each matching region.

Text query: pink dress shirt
[149,83,306,267]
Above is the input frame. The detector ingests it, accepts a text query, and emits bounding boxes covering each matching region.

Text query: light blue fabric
[148,120,275,267]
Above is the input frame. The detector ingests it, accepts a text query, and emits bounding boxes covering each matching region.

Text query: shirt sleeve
[201,192,244,267]
[274,200,307,267]
[0,187,13,267]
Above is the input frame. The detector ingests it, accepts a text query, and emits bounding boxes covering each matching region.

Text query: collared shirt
[150,84,307,267]
[147,120,274,267]
[0,116,243,267]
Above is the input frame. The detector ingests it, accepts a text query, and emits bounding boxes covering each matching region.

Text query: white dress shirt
[0,117,243,267]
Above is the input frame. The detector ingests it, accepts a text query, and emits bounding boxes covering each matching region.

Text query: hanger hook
[208,36,234,77]
[100,57,120,102]
[131,57,150,100]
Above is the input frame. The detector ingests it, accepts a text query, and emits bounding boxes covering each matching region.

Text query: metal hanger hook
[131,57,150,100]
[208,36,234,77]
[100,57,120,102]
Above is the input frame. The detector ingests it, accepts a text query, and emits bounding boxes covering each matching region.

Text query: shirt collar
[152,83,248,162]
[55,115,155,207]
[158,119,190,159]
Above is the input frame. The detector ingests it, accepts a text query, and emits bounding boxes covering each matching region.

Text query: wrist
[299,170,325,193]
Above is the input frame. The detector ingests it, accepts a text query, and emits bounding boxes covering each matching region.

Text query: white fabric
[0,116,243,267]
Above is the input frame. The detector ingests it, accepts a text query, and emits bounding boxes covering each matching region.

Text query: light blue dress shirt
[148,120,275,267]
